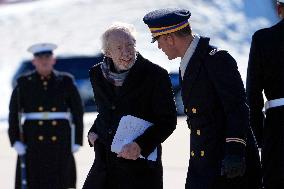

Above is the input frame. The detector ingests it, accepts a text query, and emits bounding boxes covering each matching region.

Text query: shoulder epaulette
[209,48,221,56]
[18,71,34,82]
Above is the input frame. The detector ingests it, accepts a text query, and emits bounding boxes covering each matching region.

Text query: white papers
[111,115,157,161]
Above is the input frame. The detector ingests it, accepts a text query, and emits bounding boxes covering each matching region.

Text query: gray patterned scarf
[100,57,131,86]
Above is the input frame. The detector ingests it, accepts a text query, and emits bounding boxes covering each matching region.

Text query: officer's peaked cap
[143,8,191,40]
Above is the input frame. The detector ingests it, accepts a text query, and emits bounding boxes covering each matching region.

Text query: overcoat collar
[94,52,147,103]
[119,52,146,97]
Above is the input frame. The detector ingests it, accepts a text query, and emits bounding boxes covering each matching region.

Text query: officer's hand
[88,132,98,146]
[117,142,141,160]
[72,144,81,153]
[13,141,27,156]
[221,155,246,178]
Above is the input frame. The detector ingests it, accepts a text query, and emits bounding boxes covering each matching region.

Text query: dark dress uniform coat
[82,53,177,189]
[182,37,262,189]
[8,70,84,189]
[246,19,284,189]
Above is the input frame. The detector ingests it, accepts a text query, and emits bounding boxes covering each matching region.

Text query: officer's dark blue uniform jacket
[182,37,262,189]
[8,70,84,189]
[246,18,284,189]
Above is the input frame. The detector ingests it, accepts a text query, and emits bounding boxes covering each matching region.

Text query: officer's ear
[277,3,284,18]
[164,34,175,46]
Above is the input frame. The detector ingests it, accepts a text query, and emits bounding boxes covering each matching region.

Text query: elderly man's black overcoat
[83,53,177,189]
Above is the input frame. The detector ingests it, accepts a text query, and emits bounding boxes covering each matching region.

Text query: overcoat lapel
[181,37,210,104]
[92,53,146,105]
[119,53,146,98]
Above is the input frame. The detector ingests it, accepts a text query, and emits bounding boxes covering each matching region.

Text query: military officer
[8,43,84,189]
[143,8,262,189]
[246,1,284,188]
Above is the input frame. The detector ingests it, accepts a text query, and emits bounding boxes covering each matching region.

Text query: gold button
[43,81,48,86]
[38,106,44,111]
[38,135,44,141]
[201,150,205,157]
[197,129,201,135]
[38,121,43,126]
[192,108,197,114]
[40,76,44,80]
[191,151,195,157]
[51,107,57,112]
[185,108,188,113]
[52,121,57,126]
[51,136,57,141]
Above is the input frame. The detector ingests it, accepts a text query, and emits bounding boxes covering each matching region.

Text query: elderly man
[246,1,284,188]
[8,43,84,189]
[82,22,177,189]
[143,8,262,189]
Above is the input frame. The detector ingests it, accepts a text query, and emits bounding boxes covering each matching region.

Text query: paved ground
[0,113,190,189]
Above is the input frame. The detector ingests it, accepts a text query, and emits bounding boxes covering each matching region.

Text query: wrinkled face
[32,54,56,76]
[156,34,178,60]
[106,31,136,71]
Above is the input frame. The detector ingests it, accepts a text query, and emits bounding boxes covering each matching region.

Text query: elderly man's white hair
[101,22,137,54]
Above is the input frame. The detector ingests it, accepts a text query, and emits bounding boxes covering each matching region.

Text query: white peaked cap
[27,43,57,55]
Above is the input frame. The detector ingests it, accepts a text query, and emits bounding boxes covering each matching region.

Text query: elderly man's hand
[88,132,98,146]
[117,142,141,160]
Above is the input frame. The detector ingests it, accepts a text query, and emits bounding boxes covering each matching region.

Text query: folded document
[111,115,157,161]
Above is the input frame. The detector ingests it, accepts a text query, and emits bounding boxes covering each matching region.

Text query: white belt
[22,112,72,120]
[264,98,284,111]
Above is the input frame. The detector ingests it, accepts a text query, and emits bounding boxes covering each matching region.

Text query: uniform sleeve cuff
[225,139,246,156]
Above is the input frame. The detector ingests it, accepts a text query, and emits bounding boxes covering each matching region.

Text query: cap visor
[151,38,157,43]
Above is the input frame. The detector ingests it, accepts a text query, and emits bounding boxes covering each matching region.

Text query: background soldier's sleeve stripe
[226,138,246,146]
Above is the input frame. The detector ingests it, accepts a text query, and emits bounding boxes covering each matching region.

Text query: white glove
[88,132,98,146]
[13,141,26,155]
[72,144,80,153]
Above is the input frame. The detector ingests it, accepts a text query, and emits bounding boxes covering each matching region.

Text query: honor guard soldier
[8,43,84,189]
[246,1,284,188]
[143,8,262,189]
